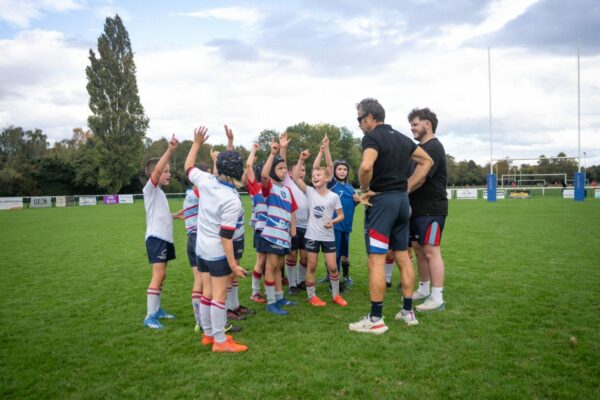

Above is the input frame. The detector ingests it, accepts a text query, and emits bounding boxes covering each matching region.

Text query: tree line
[1,124,598,197]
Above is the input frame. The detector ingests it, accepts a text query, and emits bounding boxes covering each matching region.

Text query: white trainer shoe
[416,297,445,312]
[412,291,430,301]
[395,309,419,326]
[348,315,389,335]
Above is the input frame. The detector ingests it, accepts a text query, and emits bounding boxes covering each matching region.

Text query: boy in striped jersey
[243,143,268,304]
[259,139,298,315]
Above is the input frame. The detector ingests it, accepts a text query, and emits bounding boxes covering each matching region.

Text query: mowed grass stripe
[1,197,598,399]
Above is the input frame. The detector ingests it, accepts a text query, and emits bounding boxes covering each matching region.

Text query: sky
[1,0,599,167]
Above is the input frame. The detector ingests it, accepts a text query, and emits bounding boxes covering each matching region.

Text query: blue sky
[1,0,599,167]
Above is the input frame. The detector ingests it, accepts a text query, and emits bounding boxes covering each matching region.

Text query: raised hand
[300,149,311,160]
[168,134,179,150]
[193,126,209,146]
[322,134,329,148]
[270,140,280,155]
[279,131,290,148]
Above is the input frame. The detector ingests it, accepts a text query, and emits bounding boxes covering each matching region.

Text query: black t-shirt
[409,137,448,216]
[361,124,417,192]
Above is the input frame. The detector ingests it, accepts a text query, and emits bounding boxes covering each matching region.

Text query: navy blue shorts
[187,233,197,267]
[410,215,446,246]
[146,236,176,264]
[253,230,263,252]
[291,227,307,251]
[334,230,350,258]
[234,238,244,260]
[364,191,410,254]
[257,235,289,255]
[196,256,232,277]
[304,238,336,253]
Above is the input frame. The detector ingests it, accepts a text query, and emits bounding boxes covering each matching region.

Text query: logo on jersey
[313,205,325,219]
[280,190,288,199]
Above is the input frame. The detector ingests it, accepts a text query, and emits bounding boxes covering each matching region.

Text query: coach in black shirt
[348,98,433,335]
[407,108,448,313]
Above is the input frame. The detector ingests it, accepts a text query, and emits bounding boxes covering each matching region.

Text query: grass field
[1,197,599,399]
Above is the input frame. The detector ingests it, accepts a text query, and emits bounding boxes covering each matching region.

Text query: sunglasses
[357,113,368,123]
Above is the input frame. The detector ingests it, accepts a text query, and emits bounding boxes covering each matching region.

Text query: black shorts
[253,230,263,252]
[364,191,410,254]
[196,256,232,277]
[304,238,336,254]
[291,227,307,251]
[256,236,289,255]
[146,236,176,264]
[187,233,197,267]
[234,238,244,260]
[410,215,446,246]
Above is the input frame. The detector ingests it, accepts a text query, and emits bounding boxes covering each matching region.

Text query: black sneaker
[297,281,307,290]
[234,305,256,317]
[227,309,246,321]
[386,282,392,288]
[288,286,301,296]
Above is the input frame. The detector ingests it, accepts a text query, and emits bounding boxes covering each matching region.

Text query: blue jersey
[328,179,356,232]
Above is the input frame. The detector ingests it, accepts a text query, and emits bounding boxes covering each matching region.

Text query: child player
[143,135,184,329]
[293,148,347,307]
[243,143,268,304]
[259,139,298,315]
[316,135,360,287]
[185,126,248,353]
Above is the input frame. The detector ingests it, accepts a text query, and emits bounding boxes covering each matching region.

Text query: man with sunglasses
[349,98,433,335]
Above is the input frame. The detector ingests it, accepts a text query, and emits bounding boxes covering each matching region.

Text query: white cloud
[173,6,262,26]
[0,0,83,28]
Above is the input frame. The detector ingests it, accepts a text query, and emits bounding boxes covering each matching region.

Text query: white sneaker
[395,309,419,326]
[412,291,430,301]
[416,297,445,312]
[348,315,389,335]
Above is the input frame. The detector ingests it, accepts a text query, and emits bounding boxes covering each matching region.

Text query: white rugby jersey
[304,186,342,242]
[187,167,243,261]
[143,178,174,243]
[284,173,308,229]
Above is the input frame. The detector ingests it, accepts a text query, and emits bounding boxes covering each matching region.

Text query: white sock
[231,280,240,310]
[330,272,340,298]
[298,263,307,283]
[147,287,160,317]
[306,282,316,299]
[210,300,227,343]
[418,280,431,295]
[225,286,233,310]
[385,259,394,284]
[431,286,443,303]
[192,291,202,326]
[275,290,284,301]
[200,296,212,336]
[286,262,297,287]
[252,270,262,295]
[265,280,276,305]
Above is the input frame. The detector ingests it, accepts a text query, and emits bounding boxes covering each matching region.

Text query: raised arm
[279,131,290,162]
[322,135,334,179]
[211,149,220,177]
[224,125,234,150]
[293,150,311,194]
[312,145,323,171]
[261,141,279,187]
[243,143,259,185]
[407,146,434,193]
[151,134,178,184]
[184,126,209,174]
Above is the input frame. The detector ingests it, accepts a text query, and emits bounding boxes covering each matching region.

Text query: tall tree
[86,14,149,193]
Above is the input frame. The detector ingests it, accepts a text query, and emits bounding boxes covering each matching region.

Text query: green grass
[1,197,599,399]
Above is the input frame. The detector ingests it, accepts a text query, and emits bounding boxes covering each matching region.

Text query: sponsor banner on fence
[66,196,77,206]
[118,194,134,204]
[562,189,574,199]
[456,188,478,199]
[56,196,66,207]
[0,197,24,210]
[483,190,505,200]
[103,195,119,205]
[30,196,52,208]
[509,190,531,199]
[79,196,97,206]
[595,189,600,199]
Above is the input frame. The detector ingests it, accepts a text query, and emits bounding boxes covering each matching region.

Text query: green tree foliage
[86,14,149,193]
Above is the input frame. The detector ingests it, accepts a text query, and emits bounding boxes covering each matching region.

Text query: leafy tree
[86,14,149,193]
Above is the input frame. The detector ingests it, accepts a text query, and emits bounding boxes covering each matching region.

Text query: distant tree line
[1,124,598,197]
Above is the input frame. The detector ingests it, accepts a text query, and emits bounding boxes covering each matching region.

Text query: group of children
[141,127,359,352]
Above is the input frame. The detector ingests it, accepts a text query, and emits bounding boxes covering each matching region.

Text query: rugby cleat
[201,334,232,346]
[250,293,267,303]
[265,303,288,315]
[276,297,297,307]
[308,296,327,307]
[224,323,243,333]
[227,309,246,321]
[395,309,419,326]
[156,308,176,319]
[332,295,348,307]
[212,337,248,353]
[143,315,164,329]
[233,305,255,317]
